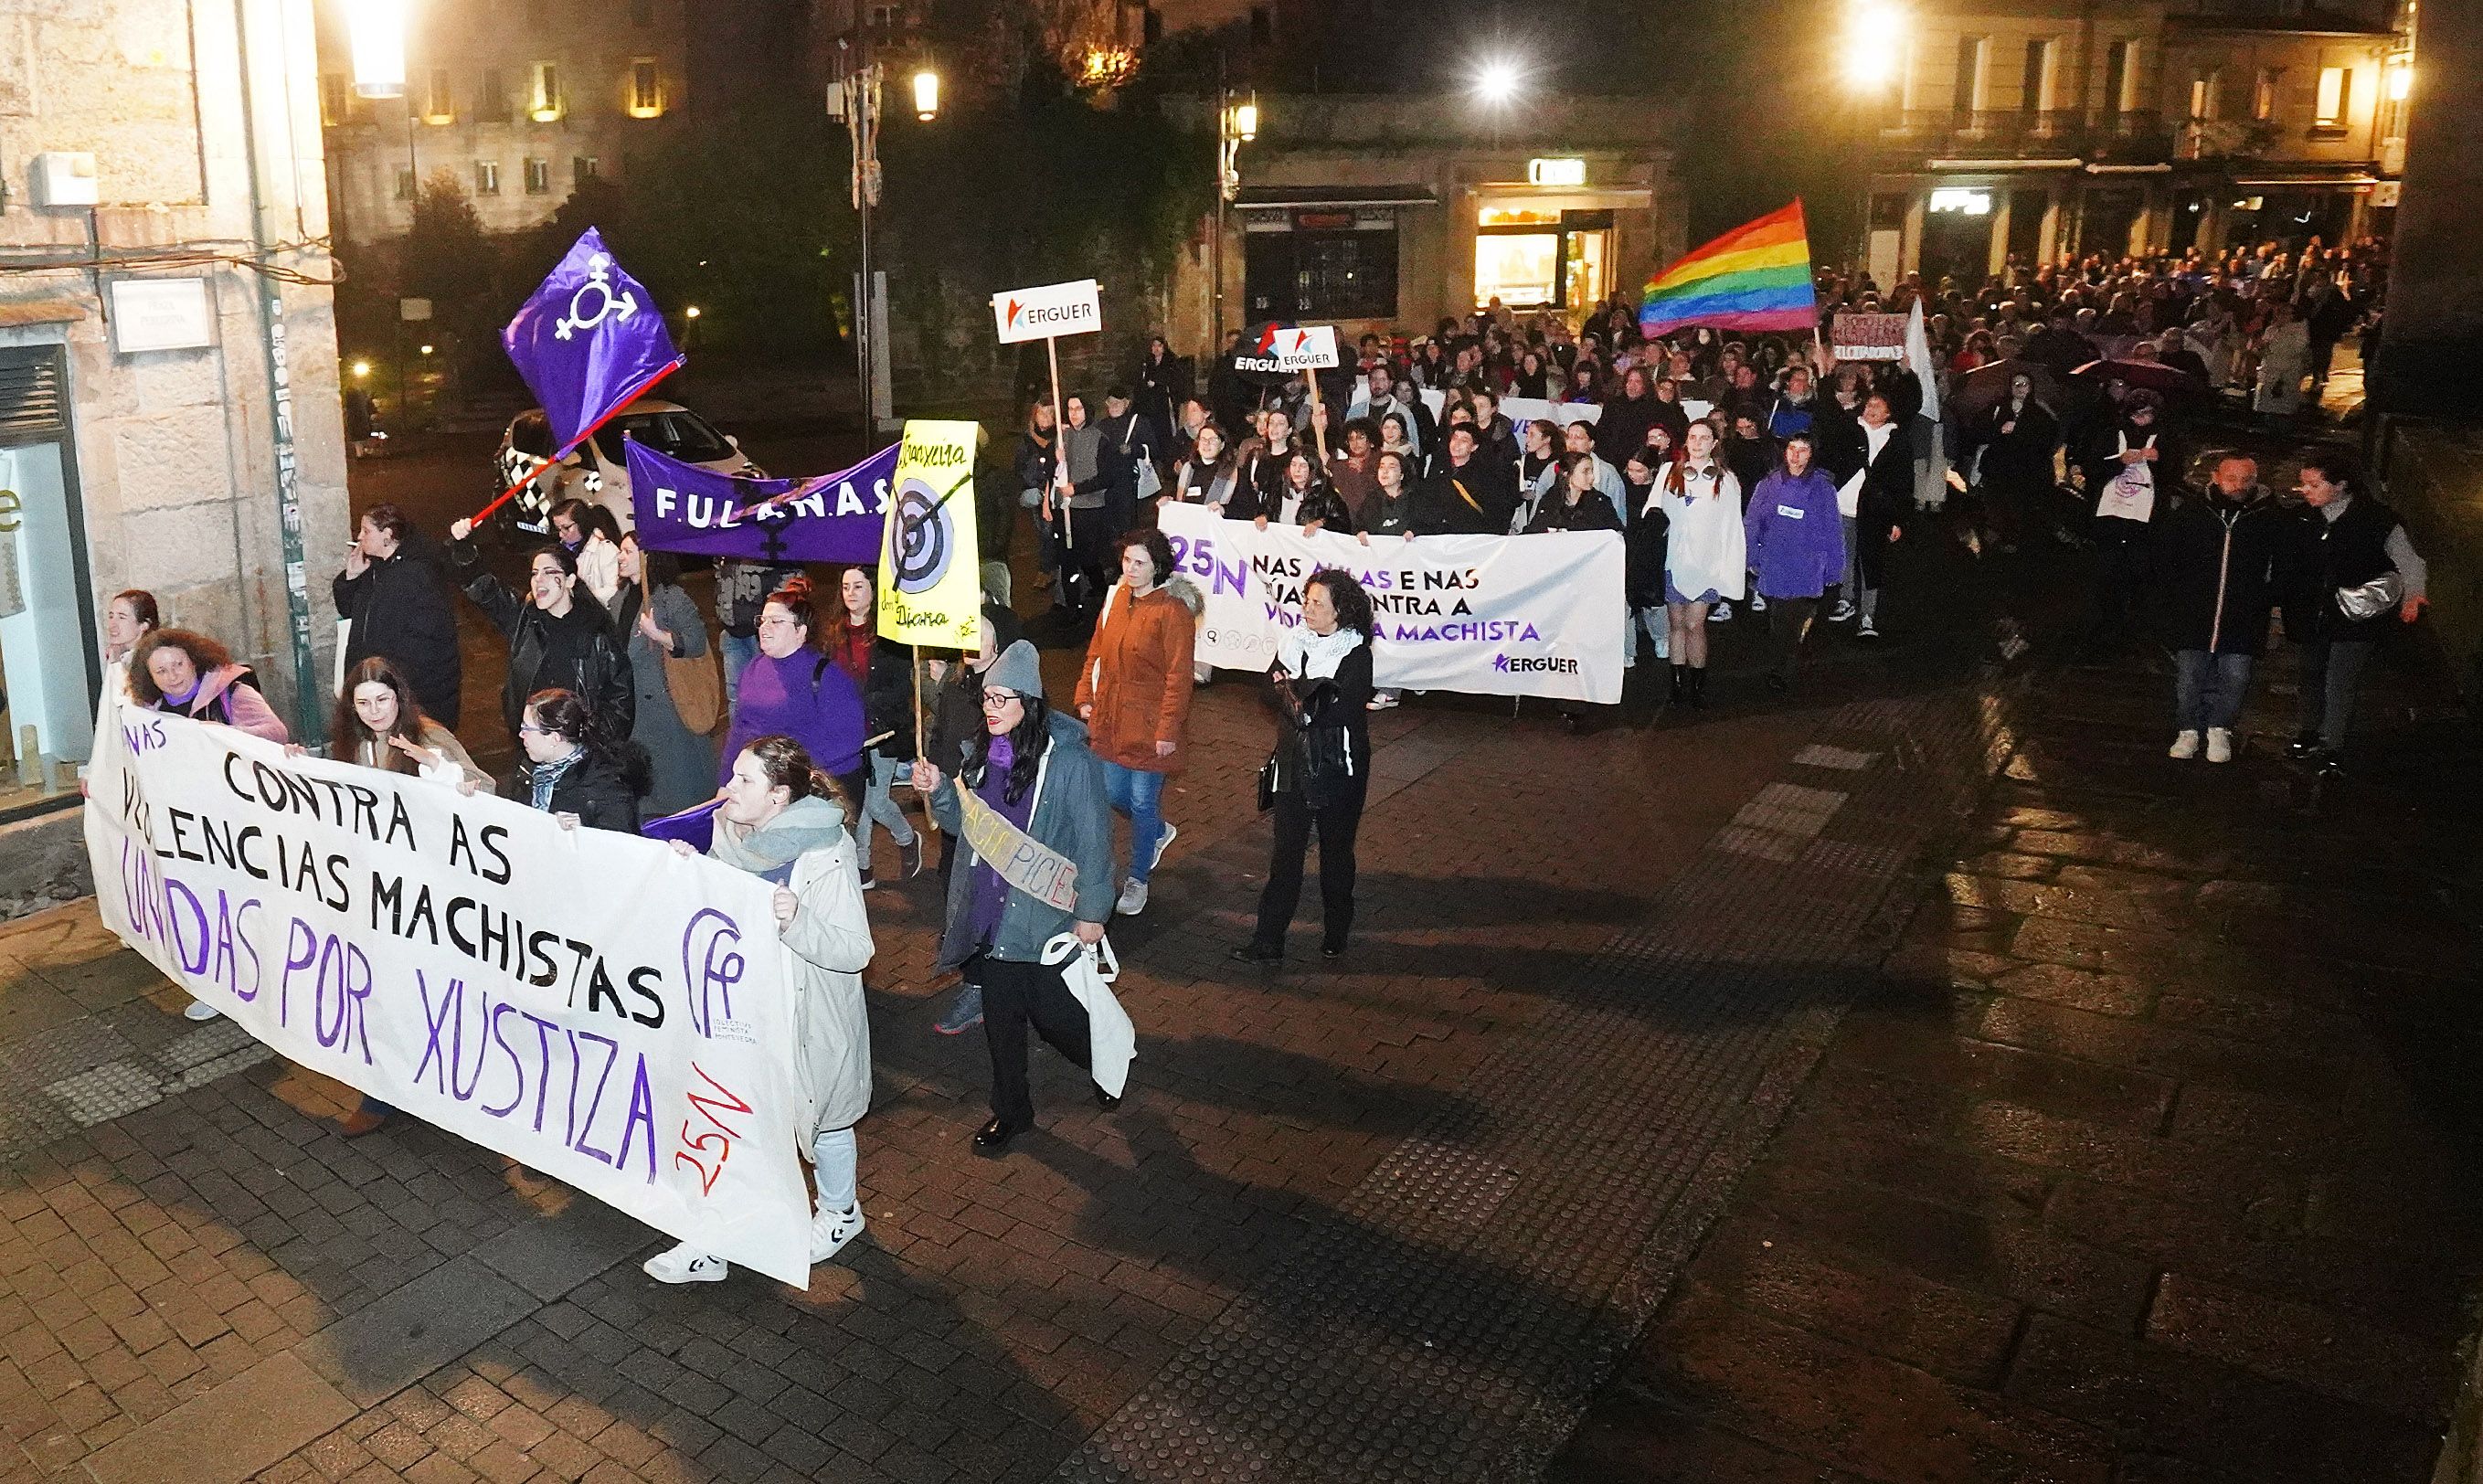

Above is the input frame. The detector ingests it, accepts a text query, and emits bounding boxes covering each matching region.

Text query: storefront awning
[1235,185,1439,209]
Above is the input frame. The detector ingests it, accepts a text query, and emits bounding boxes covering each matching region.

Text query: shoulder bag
[649,580,724,734]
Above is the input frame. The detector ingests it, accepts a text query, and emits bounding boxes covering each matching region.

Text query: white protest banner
[1158,504,1624,705]
[1498,397,1603,439]
[1830,310,1907,361]
[991,279,1102,345]
[81,705,814,1285]
[1233,324,1340,375]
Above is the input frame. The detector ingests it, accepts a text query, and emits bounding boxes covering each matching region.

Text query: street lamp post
[833,36,938,438]
[1215,81,1256,343]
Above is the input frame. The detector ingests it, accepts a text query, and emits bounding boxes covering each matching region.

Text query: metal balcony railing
[1876,109,2171,162]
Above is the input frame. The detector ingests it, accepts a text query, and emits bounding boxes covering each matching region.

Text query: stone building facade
[0,0,349,913]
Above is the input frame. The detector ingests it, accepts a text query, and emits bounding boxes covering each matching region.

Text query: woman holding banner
[129,630,291,744]
[1077,528,1195,918]
[1234,570,1375,964]
[330,657,488,788]
[1658,420,1746,707]
[647,735,875,1283]
[1622,446,1673,675]
[511,688,642,832]
[1171,422,1239,511]
[1527,454,1628,734]
[914,641,1121,1157]
[613,534,719,819]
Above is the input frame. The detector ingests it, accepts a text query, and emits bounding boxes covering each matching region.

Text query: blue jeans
[1100,761,1169,884]
[721,631,759,712]
[2174,650,2254,732]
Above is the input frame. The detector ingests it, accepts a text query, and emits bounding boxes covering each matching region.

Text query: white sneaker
[2169,730,2202,759]
[1149,822,1178,874]
[1366,693,1399,711]
[1828,600,1856,623]
[1747,591,1767,612]
[1115,878,1150,917]
[1855,617,1880,641]
[1706,602,1734,623]
[643,1243,727,1284]
[809,1203,865,1264]
[182,1001,222,1022]
[2204,727,2234,764]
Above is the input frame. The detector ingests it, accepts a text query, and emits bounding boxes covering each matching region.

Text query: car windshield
[593,410,736,466]
[505,409,555,459]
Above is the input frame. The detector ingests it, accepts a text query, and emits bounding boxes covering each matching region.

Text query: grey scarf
[708,794,847,885]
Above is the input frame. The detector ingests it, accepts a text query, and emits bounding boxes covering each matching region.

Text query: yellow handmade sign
[876,419,982,649]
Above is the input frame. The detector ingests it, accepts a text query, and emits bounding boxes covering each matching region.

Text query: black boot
[1669,664,1689,703]
[1688,666,1708,706]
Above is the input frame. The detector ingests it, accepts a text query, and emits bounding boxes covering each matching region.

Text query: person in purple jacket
[1743,432,1848,692]
[716,583,868,811]
[128,630,292,743]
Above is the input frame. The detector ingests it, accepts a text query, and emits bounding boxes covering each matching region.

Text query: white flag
[1905,301,1941,421]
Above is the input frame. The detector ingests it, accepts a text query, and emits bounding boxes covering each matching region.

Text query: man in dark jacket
[1415,425,1519,535]
[333,504,461,722]
[1089,386,1159,539]
[2157,454,2286,764]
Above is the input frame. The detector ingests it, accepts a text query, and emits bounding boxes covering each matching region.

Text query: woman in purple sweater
[1743,432,1848,692]
[716,585,868,807]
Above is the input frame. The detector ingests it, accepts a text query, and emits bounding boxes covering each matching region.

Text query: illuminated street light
[2387,58,2413,101]
[1475,58,1522,106]
[1844,2,1905,91]
[683,306,701,320]
[1232,100,1258,143]
[345,0,408,100]
[912,68,939,122]
[350,360,372,379]
[418,343,434,355]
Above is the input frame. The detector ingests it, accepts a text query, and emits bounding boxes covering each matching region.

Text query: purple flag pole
[465,357,682,526]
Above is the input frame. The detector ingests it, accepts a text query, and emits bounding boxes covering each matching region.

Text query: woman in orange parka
[1076,525,1197,919]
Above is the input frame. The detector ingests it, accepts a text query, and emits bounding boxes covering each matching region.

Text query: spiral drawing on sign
[890,478,955,595]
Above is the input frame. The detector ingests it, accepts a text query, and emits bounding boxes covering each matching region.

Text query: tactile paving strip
[1058,687,2004,1483]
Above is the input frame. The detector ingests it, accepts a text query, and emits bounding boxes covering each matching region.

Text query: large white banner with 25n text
[1157,504,1625,705]
[81,701,814,1286]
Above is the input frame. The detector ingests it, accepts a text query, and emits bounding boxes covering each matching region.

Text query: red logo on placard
[1005,298,1024,329]
[1293,330,1312,351]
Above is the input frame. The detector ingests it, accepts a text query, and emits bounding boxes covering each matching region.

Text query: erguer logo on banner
[991,279,1102,344]
[1234,323,1340,374]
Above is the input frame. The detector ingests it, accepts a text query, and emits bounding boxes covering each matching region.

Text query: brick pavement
[1553,631,2483,1481]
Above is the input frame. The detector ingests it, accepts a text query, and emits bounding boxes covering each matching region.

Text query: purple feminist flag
[627,439,897,564]
[503,228,684,450]
[639,798,720,853]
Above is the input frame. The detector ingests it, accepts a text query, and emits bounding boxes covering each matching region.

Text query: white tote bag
[1041,933,1135,1097]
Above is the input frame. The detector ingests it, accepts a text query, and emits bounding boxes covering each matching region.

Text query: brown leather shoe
[335,1108,387,1138]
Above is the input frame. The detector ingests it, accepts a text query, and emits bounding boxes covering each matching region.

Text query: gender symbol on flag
[889,475,963,595]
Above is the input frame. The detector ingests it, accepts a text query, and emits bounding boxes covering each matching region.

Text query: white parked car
[492,398,759,534]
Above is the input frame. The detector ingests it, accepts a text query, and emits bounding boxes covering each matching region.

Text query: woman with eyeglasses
[912,641,1119,1156]
[511,687,642,832]
[716,584,868,815]
[446,516,634,743]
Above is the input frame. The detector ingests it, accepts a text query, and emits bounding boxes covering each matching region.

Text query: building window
[2314,66,2351,127]
[320,72,349,127]
[2254,68,2282,121]
[1951,36,1985,119]
[424,67,453,123]
[394,166,417,201]
[529,61,562,122]
[628,59,663,118]
[574,154,600,185]
[2189,69,2220,122]
[478,69,511,122]
[0,346,100,821]
[524,156,552,194]
[474,160,501,196]
[2102,40,2134,116]
[2020,39,2051,117]
[1243,226,1397,321]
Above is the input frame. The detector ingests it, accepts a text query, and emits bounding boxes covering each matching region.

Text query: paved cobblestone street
[3,516,2478,1483]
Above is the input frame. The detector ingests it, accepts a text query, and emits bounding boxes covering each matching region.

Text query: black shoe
[971,1118,1027,1157]
[2287,732,2321,758]
[1563,710,1587,734]
[1093,1084,1121,1109]
[1229,943,1281,966]
[1669,664,1689,703]
[1320,942,1344,959]
[857,868,877,893]
[898,834,924,879]
[1687,668,1708,707]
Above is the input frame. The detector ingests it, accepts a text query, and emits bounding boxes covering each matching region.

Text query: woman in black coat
[507,687,642,832]
[1968,374,2063,551]
[334,504,462,724]
[1234,569,1377,965]
[445,517,634,741]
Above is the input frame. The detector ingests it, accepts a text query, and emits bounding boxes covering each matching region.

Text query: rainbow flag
[1638,200,1818,338]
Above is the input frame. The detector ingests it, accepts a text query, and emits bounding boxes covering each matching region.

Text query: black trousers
[970,953,1093,1129]
[1769,596,1819,679]
[1252,779,1367,953]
